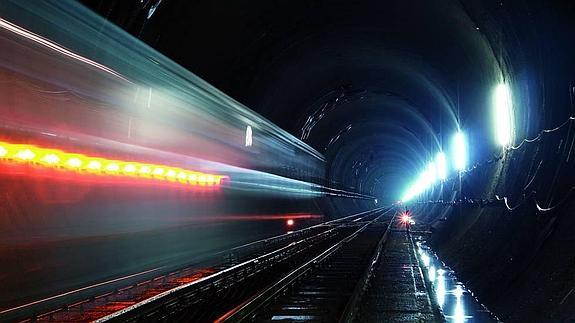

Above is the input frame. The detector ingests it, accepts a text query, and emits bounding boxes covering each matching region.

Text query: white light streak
[0,18,131,83]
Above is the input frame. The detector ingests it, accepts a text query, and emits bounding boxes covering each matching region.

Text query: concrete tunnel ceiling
[80,0,574,206]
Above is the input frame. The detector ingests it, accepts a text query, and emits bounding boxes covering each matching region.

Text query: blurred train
[0,1,378,319]
[0,1,326,191]
[0,0,336,317]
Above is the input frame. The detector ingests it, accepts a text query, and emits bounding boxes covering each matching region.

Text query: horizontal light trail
[0,17,131,83]
[181,213,323,222]
[0,141,227,187]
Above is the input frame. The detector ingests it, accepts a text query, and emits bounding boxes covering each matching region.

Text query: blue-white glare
[454,285,464,298]
[401,171,428,203]
[452,132,467,171]
[428,265,436,282]
[436,152,447,181]
[493,83,514,147]
[401,161,439,203]
[427,161,437,184]
[401,135,466,203]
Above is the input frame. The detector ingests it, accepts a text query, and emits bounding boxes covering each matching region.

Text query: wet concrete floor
[357,229,438,322]
[416,238,499,322]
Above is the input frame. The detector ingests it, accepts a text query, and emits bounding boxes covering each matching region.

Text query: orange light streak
[0,141,227,187]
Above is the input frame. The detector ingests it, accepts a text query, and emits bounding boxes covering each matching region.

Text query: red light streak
[180,213,322,222]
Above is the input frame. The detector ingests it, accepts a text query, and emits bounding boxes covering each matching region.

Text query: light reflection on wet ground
[416,239,500,322]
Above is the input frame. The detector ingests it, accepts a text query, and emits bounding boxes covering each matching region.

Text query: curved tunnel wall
[1,0,574,320]
[82,0,575,321]
[92,0,572,223]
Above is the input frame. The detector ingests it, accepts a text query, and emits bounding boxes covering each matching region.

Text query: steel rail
[13,207,387,322]
[94,207,388,322]
[218,207,394,322]
[338,211,397,322]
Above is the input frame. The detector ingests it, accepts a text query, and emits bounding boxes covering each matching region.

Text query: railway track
[9,207,390,322]
[217,209,395,322]
[100,207,392,322]
[211,210,444,323]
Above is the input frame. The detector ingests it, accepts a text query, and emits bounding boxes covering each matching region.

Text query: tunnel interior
[1,0,575,321]
[84,0,573,207]
[79,0,575,320]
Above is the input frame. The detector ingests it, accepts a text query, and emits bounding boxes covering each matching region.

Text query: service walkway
[356,228,441,322]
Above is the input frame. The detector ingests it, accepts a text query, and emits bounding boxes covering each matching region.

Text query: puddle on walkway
[415,240,500,322]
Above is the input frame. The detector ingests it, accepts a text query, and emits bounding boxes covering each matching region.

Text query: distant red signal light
[401,214,410,223]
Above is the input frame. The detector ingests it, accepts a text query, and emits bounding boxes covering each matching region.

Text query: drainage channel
[415,239,501,323]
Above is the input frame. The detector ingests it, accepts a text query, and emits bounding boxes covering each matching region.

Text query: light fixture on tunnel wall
[452,132,467,172]
[427,161,437,184]
[493,83,514,147]
[436,152,447,181]
[401,170,428,203]
[0,141,227,187]
[400,133,468,203]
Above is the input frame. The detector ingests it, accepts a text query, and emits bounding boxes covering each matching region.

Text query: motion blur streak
[0,140,227,187]
[0,0,375,318]
[0,0,330,196]
[185,213,322,222]
[0,17,131,83]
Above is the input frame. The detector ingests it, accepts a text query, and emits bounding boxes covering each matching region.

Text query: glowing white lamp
[436,152,447,180]
[452,132,467,171]
[493,83,514,147]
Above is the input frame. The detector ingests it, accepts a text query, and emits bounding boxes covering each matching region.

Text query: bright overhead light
[401,191,414,203]
[418,172,430,192]
[427,161,437,184]
[493,83,514,147]
[401,171,428,203]
[452,132,467,171]
[401,182,417,203]
[436,152,447,180]
[401,152,448,203]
